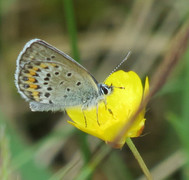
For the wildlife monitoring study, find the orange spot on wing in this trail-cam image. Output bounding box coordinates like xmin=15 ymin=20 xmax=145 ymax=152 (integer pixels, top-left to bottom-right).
xmin=40 ymin=63 xmax=48 ymax=68
xmin=29 ymin=84 xmax=38 ymax=89
xmin=28 ymin=77 xmax=36 ymax=82
xmin=33 ymin=67 xmax=39 ymax=71
xmin=32 ymin=91 xmax=39 ymax=96
xmin=32 ymin=92 xmax=40 ymax=101
xmin=51 ymin=63 xmax=57 ymax=67
xmin=29 ymin=70 xmax=36 ymax=76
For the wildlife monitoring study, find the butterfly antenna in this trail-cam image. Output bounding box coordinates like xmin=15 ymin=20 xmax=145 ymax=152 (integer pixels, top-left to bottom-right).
xmin=105 ymin=51 xmax=131 ymax=81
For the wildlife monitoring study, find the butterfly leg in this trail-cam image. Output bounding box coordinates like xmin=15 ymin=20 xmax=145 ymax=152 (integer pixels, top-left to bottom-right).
xmin=96 ymin=103 xmax=100 ymax=126
xmin=82 ymin=110 xmax=88 ymax=127
xmin=103 ymin=99 xmax=116 ymax=120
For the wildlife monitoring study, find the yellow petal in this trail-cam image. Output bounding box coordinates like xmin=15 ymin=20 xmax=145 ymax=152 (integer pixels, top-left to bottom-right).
xmin=66 ymin=70 xmax=149 ymax=148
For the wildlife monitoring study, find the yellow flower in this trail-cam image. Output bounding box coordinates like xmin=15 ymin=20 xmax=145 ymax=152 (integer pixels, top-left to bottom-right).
xmin=66 ymin=70 xmax=149 ymax=148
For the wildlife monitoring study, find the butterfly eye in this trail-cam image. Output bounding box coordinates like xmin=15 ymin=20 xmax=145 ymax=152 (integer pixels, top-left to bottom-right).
xmin=99 ymin=84 xmax=112 ymax=95
xmin=102 ymin=86 xmax=108 ymax=95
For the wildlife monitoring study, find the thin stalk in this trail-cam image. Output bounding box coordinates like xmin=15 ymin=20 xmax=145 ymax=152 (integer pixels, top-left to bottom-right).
xmin=126 ymin=138 xmax=152 ymax=180
xmin=62 ymin=1 xmax=91 ymax=178
xmin=63 ymin=0 xmax=80 ymax=62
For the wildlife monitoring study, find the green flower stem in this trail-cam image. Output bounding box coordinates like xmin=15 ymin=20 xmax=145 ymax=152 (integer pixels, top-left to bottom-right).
xmin=78 ymin=132 xmax=91 ymax=162
xmin=63 ymin=0 xmax=80 ymax=62
xmin=126 ymin=138 xmax=152 ymax=180
xmin=75 ymin=145 xmax=112 ymax=180
xmin=63 ymin=0 xmax=91 ymax=177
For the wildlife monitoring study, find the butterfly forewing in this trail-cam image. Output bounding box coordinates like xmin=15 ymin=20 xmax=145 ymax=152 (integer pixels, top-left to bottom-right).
xmin=15 ymin=39 xmax=101 ymax=111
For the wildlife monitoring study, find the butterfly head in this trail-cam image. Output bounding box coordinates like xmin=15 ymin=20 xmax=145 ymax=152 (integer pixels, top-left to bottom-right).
xmin=98 ymin=84 xmax=113 ymax=96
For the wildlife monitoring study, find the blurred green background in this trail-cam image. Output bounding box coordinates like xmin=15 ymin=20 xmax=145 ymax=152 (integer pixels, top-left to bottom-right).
xmin=0 ymin=0 xmax=189 ymax=179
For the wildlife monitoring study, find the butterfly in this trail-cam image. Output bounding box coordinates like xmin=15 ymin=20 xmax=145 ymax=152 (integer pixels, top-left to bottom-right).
xmin=15 ymin=39 xmax=113 ymax=112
